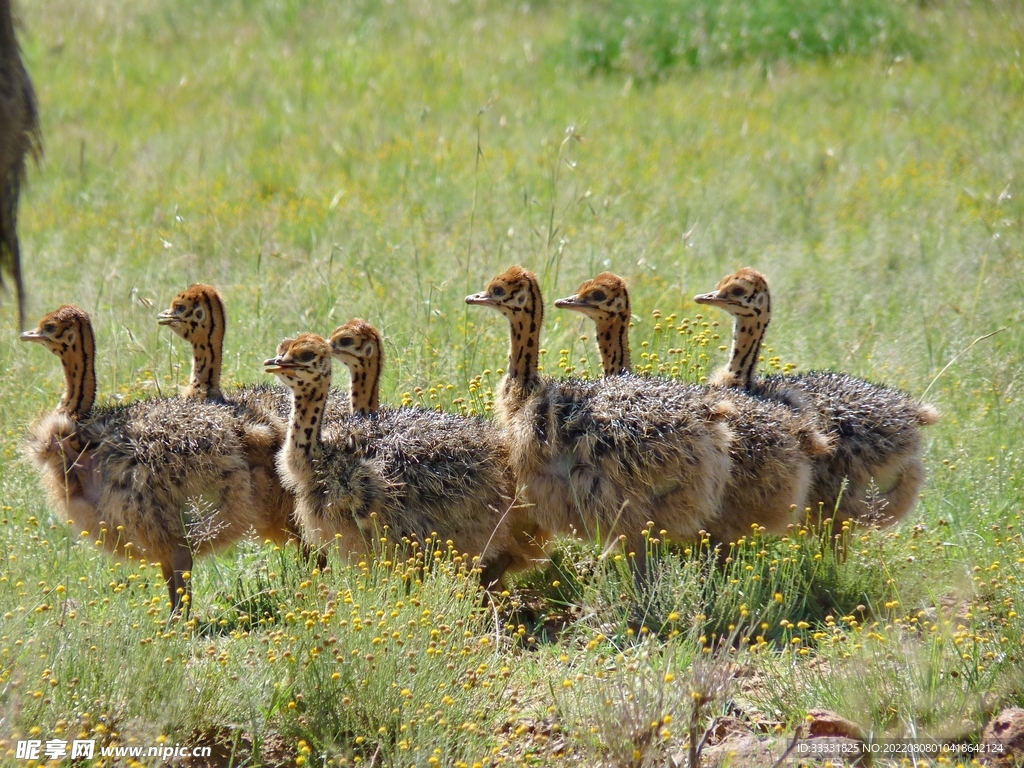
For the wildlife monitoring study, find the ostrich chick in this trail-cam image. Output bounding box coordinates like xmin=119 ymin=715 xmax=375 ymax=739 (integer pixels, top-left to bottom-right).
xmin=553 ymin=272 xmax=633 ymax=377
xmin=22 ymin=305 xmax=263 ymax=613
xmin=695 ymin=267 xmax=939 ymax=527
xmin=158 ymin=283 xmax=343 ymax=554
xmin=557 ymin=273 xmax=832 ymax=542
xmin=329 ymin=318 xmax=547 ymax=580
xmin=157 ymin=282 xmax=349 ymax=420
xmin=467 ymin=266 xmax=737 ymax=574
xmin=268 ymin=333 xmax=529 ymax=588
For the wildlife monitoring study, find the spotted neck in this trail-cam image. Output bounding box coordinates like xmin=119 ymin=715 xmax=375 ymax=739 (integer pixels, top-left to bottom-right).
xmin=285 ymin=374 xmax=330 ymax=461
xmin=184 ymin=293 xmax=226 ymax=401
xmin=59 ymin=320 xmax=97 ymax=419
xmin=593 ymin=311 xmax=632 ymax=376
xmin=505 ymin=277 xmax=544 ymax=387
xmin=348 ymin=354 xmax=381 ymax=416
xmin=724 ymin=298 xmax=771 ymax=390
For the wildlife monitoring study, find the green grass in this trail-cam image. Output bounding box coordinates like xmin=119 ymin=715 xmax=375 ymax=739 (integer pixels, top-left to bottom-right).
xmin=2 ymin=0 xmax=1024 ymax=764
xmin=567 ymin=0 xmax=920 ymax=80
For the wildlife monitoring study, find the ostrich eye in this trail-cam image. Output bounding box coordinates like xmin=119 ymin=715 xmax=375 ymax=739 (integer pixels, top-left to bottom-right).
xmin=491 ymin=286 xmax=506 ymax=297
xmin=730 ymin=286 xmax=746 ymax=297
xmin=296 ymin=350 xmax=316 ymax=363
xmin=43 ymin=323 xmax=57 ymax=334
xmin=590 ymin=290 xmax=607 ymax=302
xmin=337 ymin=337 xmax=354 ymax=348
xmin=174 ymin=303 xmax=186 ymax=313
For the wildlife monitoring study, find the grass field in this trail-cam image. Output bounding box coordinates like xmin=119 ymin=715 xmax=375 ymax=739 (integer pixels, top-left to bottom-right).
xmin=2 ymin=0 xmax=1024 ymax=764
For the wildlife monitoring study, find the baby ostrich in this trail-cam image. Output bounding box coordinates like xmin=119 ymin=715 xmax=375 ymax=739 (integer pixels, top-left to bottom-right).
xmin=467 ymin=266 xmax=738 ymax=574
xmin=328 ymin=318 xmax=383 ymax=415
xmin=21 ymin=305 xmax=264 ymax=614
xmin=157 ymin=283 xmax=348 ymax=421
xmin=328 ymin=318 xmax=547 ymax=578
xmin=695 ymin=267 xmax=940 ymax=527
xmin=157 ymin=283 xmax=344 ymax=554
xmin=157 ymin=283 xmax=230 ymax=402
xmin=553 ymin=272 xmax=632 ymax=377
xmin=268 ymin=333 xmax=532 ymax=588
xmin=556 ymin=273 xmax=833 ymax=542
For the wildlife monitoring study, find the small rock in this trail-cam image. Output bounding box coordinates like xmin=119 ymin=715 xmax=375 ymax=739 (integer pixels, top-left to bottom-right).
xmin=699 ymin=717 xmax=779 ymax=767
xmin=982 ymin=707 xmax=1024 ymax=767
xmin=789 ymin=711 xmax=870 ymax=766
xmin=700 ymin=713 xmax=873 ymax=767
xmin=704 ymin=716 xmax=756 ymax=746
xmin=804 ymin=709 xmax=866 ymax=741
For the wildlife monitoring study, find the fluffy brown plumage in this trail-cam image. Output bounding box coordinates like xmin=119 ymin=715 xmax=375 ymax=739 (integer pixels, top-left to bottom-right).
xmin=467 ymin=266 xmax=738 ymax=572
xmin=269 ymin=333 xmax=535 ymax=587
xmin=21 ymin=305 xmax=265 ymax=613
xmin=695 ymin=267 xmax=940 ymax=527
xmin=558 ymin=272 xmax=833 ymax=542
xmin=0 ymin=0 xmax=41 ymax=330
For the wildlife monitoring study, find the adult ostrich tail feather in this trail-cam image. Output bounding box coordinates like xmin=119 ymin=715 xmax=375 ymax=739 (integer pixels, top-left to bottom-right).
xmin=0 ymin=0 xmax=42 ymax=329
